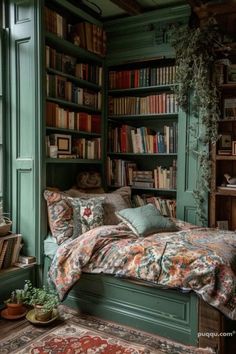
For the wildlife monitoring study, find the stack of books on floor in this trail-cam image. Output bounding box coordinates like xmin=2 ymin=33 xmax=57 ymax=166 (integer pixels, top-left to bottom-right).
xmin=0 ymin=233 xmax=23 ymax=270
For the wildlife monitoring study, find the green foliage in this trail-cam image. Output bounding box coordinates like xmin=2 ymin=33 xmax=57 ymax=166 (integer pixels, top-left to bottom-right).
xmin=5 ymin=288 xmax=28 ymax=304
xmin=24 ymin=280 xmax=60 ymax=312
xmin=169 ymin=19 xmax=222 ymax=224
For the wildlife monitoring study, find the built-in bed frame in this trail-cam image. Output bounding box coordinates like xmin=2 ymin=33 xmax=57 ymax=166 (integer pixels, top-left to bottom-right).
xmin=44 ymin=256 xmax=233 ymax=353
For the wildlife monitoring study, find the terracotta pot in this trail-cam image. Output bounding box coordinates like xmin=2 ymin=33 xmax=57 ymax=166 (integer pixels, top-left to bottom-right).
xmin=6 ymin=303 xmax=24 ymax=316
xmin=34 ymin=305 xmax=52 ymax=322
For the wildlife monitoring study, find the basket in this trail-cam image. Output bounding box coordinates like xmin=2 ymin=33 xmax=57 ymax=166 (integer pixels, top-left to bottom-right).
xmin=0 ymin=217 xmax=12 ymax=236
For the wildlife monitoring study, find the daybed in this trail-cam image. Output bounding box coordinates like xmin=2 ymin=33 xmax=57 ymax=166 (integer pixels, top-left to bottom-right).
xmin=43 ymin=187 xmax=236 ymax=353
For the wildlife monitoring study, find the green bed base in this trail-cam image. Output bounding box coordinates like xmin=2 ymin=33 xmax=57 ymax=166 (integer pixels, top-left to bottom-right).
xmin=44 ymin=256 xmax=198 ymax=345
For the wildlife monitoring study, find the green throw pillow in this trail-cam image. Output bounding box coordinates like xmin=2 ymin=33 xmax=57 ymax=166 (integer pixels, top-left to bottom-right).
xmin=116 ymin=204 xmax=177 ymax=237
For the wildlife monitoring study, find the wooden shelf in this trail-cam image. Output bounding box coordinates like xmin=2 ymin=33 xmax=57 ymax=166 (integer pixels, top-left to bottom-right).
xmin=46 ymin=97 xmax=101 ymax=113
xmin=131 ymin=186 xmax=176 ymax=192
xmin=108 ymin=84 xmax=175 ymax=95
xmin=50 ymin=0 xmax=102 ymax=26
xmin=219 ymin=83 xmax=236 ymax=90
xmin=46 ymin=126 xmax=101 ymax=137
xmin=109 ymin=113 xmax=178 ymax=120
xmin=45 ymin=32 xmax=104 ymax=64
xmin=108 ymin=185 xmax=176 ymax=193
xmin=46 ymin=158 xmax=102 ymax=164
xmin=217 ymin=119 xmax=236 ymax=123
xmin=216 ymin=155 xmax=236 ymax=160
xmin=215 ymin=187 xmax=236 ymax=196
xmin=46 ymin=68 xmax=102 ymax=91
xmin=108 ymin=152 xmax=177 ymax=157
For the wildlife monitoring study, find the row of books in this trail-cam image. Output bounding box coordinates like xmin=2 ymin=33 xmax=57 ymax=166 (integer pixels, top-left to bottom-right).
xmin=46 ymin=135 xmax=101 ymax=160
xmin=108 ymin=124 xmax=178 ymax=154
xmin=109 ymin=94 xmax=178 ymax=116
xmin=46 ymin=46 xmax=103 ymax=85
xmin=46 ymin=74 xmax=102 ymax=110
xmin=132 ymin=194 xmax=176 ymax=218
xmin=72 ymin=138 xmax=101 ymax=160
xmin=0 ymin=233 xmax=22 ymax=270
xmin=109 ymin=65 xmax=177 ymax=89
xmin=46 ymin=102 xmax=101 ymax=133
xmin=45 ymin=7 xmax=107 ymax=56
xmin=106 ymin=158 xmax=177 ymax=190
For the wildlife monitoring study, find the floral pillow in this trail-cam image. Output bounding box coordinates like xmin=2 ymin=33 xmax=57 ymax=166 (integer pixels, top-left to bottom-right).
xmin=65 ymin=186 xmax=132 ymax=225
xmin=44 ymin=190 xmax=74 ymax=245
xmin=71 ymin=197 xmax=104 ymax=235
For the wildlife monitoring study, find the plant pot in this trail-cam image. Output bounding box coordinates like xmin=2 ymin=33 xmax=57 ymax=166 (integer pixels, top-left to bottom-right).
xmin=34 ymin=305 xmax=52 ymax=322
xmin=6 ymin=303 xmax=24 ymax=316
xmin=0 ymin=218 xmax=12 ymax=236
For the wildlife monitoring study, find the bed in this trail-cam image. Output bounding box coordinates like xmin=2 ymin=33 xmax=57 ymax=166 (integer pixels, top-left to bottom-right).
xmin=43 ymin=187 xmax=236 ymax=353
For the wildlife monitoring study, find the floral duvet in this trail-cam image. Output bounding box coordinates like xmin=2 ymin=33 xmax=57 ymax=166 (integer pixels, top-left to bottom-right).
xmin=49 ymin=223 xmax=236 ymax=320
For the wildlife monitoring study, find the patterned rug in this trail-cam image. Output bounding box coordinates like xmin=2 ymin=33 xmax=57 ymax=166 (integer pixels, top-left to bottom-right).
xmin=0 ymin=311 xmax=215 ymax=354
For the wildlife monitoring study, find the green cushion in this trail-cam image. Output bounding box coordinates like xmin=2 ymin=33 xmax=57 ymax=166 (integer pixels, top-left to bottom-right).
xmin=116 ymin=204 xmax=177 ymax=237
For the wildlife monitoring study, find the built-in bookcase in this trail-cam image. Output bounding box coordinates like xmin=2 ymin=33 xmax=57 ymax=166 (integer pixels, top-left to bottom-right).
xmin=106 ymin=59 xmax=178 ymax=217
xmin=44 ymin=0 xmax=105 ymax=189
xmin=210 ymin=46 xmax=236 ymax=230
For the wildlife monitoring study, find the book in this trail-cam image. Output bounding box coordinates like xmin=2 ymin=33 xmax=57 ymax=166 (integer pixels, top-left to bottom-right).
xmin=0 ymin=240 xmax=9 ymax=269
xmin=18 ymin=255 xmax=36 ymax=264
xmin=2 ymin=238 xmax=15 ymax=269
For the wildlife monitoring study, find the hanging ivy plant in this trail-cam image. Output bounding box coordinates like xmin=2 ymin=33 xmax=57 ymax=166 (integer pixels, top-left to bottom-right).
xmin=168 ymin=18 xmax=222 ymax=224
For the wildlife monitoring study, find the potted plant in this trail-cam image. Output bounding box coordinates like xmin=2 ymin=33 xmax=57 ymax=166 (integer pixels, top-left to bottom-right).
xmin=24 ymin=280 xmax=60 ymax=322
xmin=0 ymin=202 xmax=12 ymax=236
xmin=4 ymin=289 xmax=28 ymax=316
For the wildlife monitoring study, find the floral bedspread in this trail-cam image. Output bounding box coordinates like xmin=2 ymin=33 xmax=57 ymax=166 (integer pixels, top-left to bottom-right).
xmin=48 ymin=223 xmax=236 ymax=320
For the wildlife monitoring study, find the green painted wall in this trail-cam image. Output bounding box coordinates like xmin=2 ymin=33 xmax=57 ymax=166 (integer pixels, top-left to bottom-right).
xmin=6 ymin=0 xmax=44 ymax=260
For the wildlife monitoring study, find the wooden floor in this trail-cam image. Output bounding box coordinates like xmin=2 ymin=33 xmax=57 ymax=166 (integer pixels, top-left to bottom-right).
xmin=0 ymin=306 xmax=235 ymax=354
xmin=0 ymin=316 xmax=30 ymax=340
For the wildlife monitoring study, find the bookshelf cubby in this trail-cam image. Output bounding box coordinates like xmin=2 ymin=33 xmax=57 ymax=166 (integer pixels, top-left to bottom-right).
xmin=210 ymin=51 xmax=236 ymax=230
xmin=44 ymin=0 xmax=105 ymax=182
xmin=106 ymin=60 xmax=178 ymax=217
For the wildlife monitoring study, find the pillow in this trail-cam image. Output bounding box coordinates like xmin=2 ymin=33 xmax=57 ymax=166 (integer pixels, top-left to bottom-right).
xmin=65 ymin=186 xmax=132 ymax=225
xmin=71 ymin=197 xmax=104 ymax=234
xmin=116 ymin=204 xmax=178 ymax=237
xmin=44 ymin=190 xmax=74 ymax=245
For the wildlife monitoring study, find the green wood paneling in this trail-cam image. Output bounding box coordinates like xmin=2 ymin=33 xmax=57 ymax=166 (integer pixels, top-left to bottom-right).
xmin=0 ymin=267 xmax=35 ymax=305
xmin=105 ymin=5 xmax=190 ymax=66
xmin=65 ymin=273 xmax=198 ymax=345
xmin=176 ymin=106 xmax=208 ymax=225
xmin=7 ymin=0 xmax=43 ymax=258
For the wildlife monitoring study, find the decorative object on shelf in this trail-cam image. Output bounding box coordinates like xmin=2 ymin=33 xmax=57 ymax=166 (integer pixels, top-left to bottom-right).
xmin=232 ymin=141 xmax=236 ymax=155
xmin=49 ymin=134 xmax=72 ymax=155
xmin=224 ymin=97 xmax=236 ymax=120
xmin=224 ymin=173 xmax=236 ymax=185
xmin=169 ymin=18 xmax=222 ymax=224
xmin=0 ymin=203 xmax=12 ymax=236
xmin=0 ymin=217 xmax=12 ymax=236
xmin=219 ymin=134 xmax=232 ymax=149
xmin=76 ymin=171 xmax=102 ymax=189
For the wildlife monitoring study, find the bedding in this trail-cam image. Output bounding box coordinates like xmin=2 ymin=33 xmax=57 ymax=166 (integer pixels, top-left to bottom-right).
xmin=116 ymin=204 xmax=178 ymax=236
xmin=48 ymin=223 xmax=236 ymax=320
xmin=44 ymin=187 xmax=131 ymax=245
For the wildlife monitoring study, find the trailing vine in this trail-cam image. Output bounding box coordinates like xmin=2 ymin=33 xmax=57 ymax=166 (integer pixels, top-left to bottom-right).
xmin=169 ymin=19 xmax=222 ymax=224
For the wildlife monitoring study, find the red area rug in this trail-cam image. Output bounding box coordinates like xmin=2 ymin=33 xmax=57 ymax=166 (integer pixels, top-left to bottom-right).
xmin=0 ymin=311 xmax=215 ymax=354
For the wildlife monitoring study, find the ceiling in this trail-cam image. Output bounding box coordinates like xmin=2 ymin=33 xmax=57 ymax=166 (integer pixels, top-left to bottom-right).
xmin=78 ymin=0 xmax=231 ymax=21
